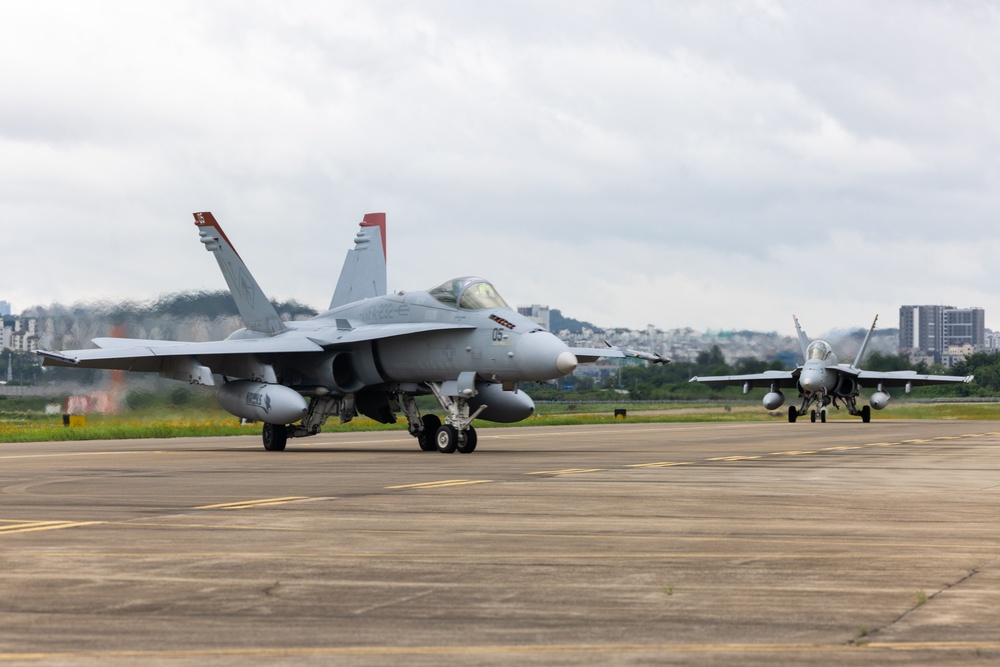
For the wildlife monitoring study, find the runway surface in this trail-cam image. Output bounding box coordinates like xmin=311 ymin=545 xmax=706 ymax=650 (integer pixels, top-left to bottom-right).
xmin=2 ymin=420 xmax=1000 ymax=665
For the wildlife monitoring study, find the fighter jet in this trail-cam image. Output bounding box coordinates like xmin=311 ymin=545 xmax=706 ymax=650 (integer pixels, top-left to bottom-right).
xmin=689 ymin=315 xmax=973 ymax=423
xmin=39 ymin=212 xmax=665 ymax=452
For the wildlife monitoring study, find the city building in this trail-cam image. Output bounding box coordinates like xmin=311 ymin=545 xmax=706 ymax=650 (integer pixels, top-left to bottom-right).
xmin=517 ymin=304 xmax=551 ymax=331
xmin=941 ymin=343 xmax=977 ymax=369
xmin=1 ymin=316 xmax=38 ymax=353
xmin=899 ymin=305 xmax=985 ymax=364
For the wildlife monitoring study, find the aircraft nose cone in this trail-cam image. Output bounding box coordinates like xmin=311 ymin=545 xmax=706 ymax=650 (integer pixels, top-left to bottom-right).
xmin=800 ymin=370 xmax=822 ymax=392
xmin=516 ymin=331 xmax=577 ymax=380
xmin=556 ymin=351 xmax=578 ymax=375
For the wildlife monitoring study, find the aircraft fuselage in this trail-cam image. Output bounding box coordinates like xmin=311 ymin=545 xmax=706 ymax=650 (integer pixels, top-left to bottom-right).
xmin=225 ymin=288 xmax=576 ymax=395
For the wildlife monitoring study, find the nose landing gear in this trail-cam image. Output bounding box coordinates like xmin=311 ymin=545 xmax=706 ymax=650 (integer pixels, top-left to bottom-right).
xmin=398 ymin=382 xmax=484 ymax=454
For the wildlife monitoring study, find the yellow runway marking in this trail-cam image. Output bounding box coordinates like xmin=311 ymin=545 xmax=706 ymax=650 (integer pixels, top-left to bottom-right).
xmin=0 ymin=520 xmax=104 ymax=535
xmin=770 ymin=450 xmax=815 ymax=456
xmin=706 ymin=455 xmax=761 ymax=461
xmin=0 ymin=450 xmax=160 ymax=460
xmin=819 ymin=445 xmax=862 ymax=451
xmin=387 ymin=480 xmax=492 ymax=490
xmin=525 ymin=468 xmax=605 ymax=476
xmin=195 ymin=497 xmax=312 ymax=510
xmin=1 ymin=641 xmax=999 ymax=660
xmin=626 ymin=462 xmax=694 ymax=468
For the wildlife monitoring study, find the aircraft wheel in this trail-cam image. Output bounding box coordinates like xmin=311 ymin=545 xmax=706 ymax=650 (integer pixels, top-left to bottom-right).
xmin=417 ymin=414 xmax=441 ymax=451
xmin=262 ymin=423 xmax=287 ymax=451
xmin=810 ymin=410 xmax=817 ymax=423
xmin=861 ymin=405 xmax=871 ymax=423
xmin=820 ymin=409 xmax=827 ymax=423
xmin=456 ymin=426 xmax=478 ymax=454
xmin=435 ymin=424 xmax=458 ymax=454
xmin=788 ymin=406 xmax=797 ymax=423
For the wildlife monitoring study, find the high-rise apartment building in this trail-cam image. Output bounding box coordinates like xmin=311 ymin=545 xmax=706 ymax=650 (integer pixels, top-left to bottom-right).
xmin=517 ymin=304 xmax=551 ymax=330
xmin=899 ymin=305 xmax=985 ymax=363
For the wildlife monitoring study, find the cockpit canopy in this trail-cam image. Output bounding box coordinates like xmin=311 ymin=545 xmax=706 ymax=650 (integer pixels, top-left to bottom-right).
xmin=429 ymin=277 xmax=509 ymax=310
xmin=806 ymin=340 xmax=833 ymax=361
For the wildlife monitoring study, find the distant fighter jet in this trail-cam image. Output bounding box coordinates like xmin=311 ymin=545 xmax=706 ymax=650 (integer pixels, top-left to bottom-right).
xmin=39 ymin=212 xmax=665 ymax=452
xmin=689 ymin=315 xmax=973 ymax=423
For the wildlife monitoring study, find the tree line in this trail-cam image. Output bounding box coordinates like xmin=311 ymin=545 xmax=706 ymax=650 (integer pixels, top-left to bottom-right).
xmin=530 ymin=346 xmax=1000 ymax=401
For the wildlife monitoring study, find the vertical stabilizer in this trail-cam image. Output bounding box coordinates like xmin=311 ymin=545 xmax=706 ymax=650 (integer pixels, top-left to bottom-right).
xmin=793 ymin=315 xmax=810 ymax=363
xmin=329 ymin=213 xmax=387 ymax=309
xmin=851 ymin=315 xmax=879 ymax=369
xmin=193 ymin=212 xmax=286 ymax=335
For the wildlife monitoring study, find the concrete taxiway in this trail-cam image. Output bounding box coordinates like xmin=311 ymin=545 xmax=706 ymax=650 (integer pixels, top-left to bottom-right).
xmin=2 ymin=420 xmax=1000 ymax=665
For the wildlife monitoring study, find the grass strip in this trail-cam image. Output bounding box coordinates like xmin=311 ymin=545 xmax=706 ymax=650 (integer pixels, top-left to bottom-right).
xmin=4 ymin=402 xmax=999 ymax=443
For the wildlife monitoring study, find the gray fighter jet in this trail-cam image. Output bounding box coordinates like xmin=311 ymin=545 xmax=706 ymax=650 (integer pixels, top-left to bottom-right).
xmin=689 ymin=315 xmax=973 ymax=423
xmin=39 ymin=212 xmax=665 ymax=452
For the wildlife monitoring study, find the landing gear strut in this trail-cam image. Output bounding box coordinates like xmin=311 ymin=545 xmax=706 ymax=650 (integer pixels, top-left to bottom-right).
xmin=398 ymin=392 xmax=479 ymax=453
xmin=842 ymin=395 xmax=872 ymax=423
xmin=790 ymin=392 xmax=873 ymax=424
xmin=427 ymin=381 xmax=485 ymax=454
xmin=399 ymin=393 xmax=444 ymax=452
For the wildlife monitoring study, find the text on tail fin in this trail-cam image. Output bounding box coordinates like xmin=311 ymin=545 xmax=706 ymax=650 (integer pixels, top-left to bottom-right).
xmin=192 ymin=212 xmax=286 ymax=335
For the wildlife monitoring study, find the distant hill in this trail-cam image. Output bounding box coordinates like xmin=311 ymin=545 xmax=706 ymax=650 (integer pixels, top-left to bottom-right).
xmin=29 ymin=290 xmax=317 ymax=322
xmin=142 ymin=291 xmax=316 ymax=320
xmin=550 ymin=309 xmax=597 ymax=334
xmin=25 ymin=291 xmax=318 ymax=353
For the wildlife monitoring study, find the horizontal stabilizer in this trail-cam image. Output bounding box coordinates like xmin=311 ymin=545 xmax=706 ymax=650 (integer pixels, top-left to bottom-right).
xmin=38 ymin=336 xmax=325 ymax=370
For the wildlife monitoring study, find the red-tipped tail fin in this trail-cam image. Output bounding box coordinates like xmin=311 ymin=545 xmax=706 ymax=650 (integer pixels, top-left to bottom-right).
xmin=194 ymin=212 xmax=286 ymax=335
xmin=329 ymin=212 xmax=388 ymax=309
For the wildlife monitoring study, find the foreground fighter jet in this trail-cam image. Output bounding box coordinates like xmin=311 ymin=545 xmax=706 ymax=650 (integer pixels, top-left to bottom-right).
xmin=39 ymin=212 xmax=665 ymax=452
xmin=690 ymin=315 xmax=973 ymax=423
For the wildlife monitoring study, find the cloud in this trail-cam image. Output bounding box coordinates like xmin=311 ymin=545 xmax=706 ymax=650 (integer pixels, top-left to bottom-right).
xmin=2 ymin=1 xmax=999 ymax=336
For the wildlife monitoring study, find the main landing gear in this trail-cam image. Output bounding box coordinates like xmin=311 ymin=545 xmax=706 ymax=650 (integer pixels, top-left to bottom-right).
xmin=788 ymin=395 xmax=872 ymax=423
xmin=262 ymin=423 xmax=288 ymax=451
xmin=787 ymin=405 xmax=828 ymax=423
xmin=260 ymin=395 xmax=357 ymax=451
xmin=434 ymin=423 xmax=478 ymax=454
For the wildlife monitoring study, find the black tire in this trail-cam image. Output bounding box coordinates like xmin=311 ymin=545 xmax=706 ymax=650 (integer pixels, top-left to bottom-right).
xmin=810 ymin=410 xmax=817 ymax=423
xmin=418 ymin=414 xmax=441 ymax=451
xmin=820 ymin=410 xmax=827 ymax=423
xmin=788 ymin=406 xmax=797 ymax=423
xmin=262 ymin=423 xmax=287 ymax=451
xmin=861 ymin=405 xmax=871 ymax=423
xmin=457 ymin=426 xmax=478 ymax=454
xmin=435 ymin=424 xmax=458 ymax=454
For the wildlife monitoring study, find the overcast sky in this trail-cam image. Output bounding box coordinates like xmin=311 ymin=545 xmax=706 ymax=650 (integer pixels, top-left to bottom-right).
xmin=3 ymin=1 xmax=999 ymax=335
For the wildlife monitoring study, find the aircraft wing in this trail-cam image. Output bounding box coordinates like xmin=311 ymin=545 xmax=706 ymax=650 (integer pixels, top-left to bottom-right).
xmin=569 ymin=347 xmax=668 ymax=364
xmin=690 ymin=369 xmax=798 ymax=389
xmin=38 ymin=322 xmax=477 ymax=372
xmin=38 ymin=337 xmax=326 ymax=370
xmin=856 ymin=370 xmax=974 ymax=387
